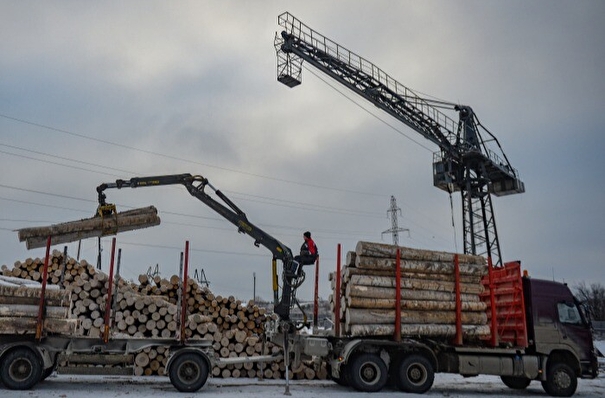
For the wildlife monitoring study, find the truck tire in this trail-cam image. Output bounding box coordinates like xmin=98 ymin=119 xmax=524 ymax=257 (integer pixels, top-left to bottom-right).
xmin=501 ymin=375 xmax=531 ymax=390
xmin=0 ymin=347 xmax=43 ymax=390
xmin=40 ymin=365 xmax=56 ymax=381
xmin=331 ymin=364 xmax=351 ymax=387
xmin=396 ymin=354 xmax=434 ymax=394
xmin=541 ymin=362 xmax=577 ymax=397
xmin=349 ymin=353 xmax=388 ymax=392
xmin=168 ymin=352 xmax=209 ymax=392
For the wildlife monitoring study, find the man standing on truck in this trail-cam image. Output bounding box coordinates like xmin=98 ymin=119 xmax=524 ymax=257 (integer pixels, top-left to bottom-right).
xmin=294 ymin=231 xmax=318 ymax=274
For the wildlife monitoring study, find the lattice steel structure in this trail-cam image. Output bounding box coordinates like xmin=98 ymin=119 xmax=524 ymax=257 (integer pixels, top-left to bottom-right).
xmin=382 ymin=196 xmax=409 ymax=246
xmin=275 ymin=12 xmax=524 ymax=266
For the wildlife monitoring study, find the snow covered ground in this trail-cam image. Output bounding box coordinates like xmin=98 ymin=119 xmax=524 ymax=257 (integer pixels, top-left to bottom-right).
xmin=3 ymin=341 xmax=604 ymax=398
xmin=5 ymin=372 xmax=603 ymax=398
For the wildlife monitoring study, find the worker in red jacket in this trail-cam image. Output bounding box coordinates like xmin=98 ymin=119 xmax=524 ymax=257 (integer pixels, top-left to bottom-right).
xmin=294 ymin=231 xmax=318 ymax=274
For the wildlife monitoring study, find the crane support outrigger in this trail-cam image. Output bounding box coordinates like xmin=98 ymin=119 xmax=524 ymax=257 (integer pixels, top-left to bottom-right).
xmin=96 ymin=173 xmax=306 ymax=325
xmin=274 ymin=12 xmax=525 ymax=267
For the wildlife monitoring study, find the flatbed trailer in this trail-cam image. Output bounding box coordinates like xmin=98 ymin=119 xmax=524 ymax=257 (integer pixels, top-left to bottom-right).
xmin=0 ymin=334 xmax=214 ymax=391
xmin=0 ymin=236 xmax=281 ymax=393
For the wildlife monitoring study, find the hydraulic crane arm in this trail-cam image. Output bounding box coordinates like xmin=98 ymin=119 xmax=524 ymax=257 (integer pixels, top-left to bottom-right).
xmin=96 ymin=173 xmax=301 ymax=322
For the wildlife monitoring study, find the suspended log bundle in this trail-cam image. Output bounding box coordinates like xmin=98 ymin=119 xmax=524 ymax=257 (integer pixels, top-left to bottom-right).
xmin=331 ymin=241 xmax=490 ymax=340
xmin=1 ymin=251 xmax=325 ymax=380
xmin=16 ymin=206 xmax=161 ymax=249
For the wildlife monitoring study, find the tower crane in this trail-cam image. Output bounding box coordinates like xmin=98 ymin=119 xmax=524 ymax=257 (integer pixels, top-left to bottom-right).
xmin=274 ymin=12 xmax=524 ymax=267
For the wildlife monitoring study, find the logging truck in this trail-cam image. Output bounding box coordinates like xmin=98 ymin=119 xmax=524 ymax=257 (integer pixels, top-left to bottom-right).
xmin=315 ymin=256 xmax=599 ymax=397
xmin=4 ymin=173 xmax=599 ymax=396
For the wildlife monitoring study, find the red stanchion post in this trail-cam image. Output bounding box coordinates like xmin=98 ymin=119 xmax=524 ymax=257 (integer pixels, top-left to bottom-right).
xmin=313 ymin=257 xmax=319 ymax=330
xmin=35 ymin=236 xmax=52 ymax=341
xmin=453 ymin=254 xmax=463 ymax=346
xmin=334 ymin=244 xmax=341 ymax=338
xmin=487 ymin=256 xmax=498 ymax=347
xmin=180 ymin=240 xmax=190 ymax=343
xmin=394 ymin=248 xmax=401 ymax=341
xmin=103 ymin=237 xmax=117 ymax=343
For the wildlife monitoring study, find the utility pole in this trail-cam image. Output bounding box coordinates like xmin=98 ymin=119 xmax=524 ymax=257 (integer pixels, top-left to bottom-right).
xmin=382 ymin=195 xmax=409 ymax=245
xmin=253 ymin=272 xmax=256 ymax=304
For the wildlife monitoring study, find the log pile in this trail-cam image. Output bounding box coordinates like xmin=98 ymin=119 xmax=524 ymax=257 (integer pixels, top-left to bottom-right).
xmin=0 ymin=276 xmax=76 ymax=335
xmin=16 ymin=206 xmax=161 ymax=249
xmin=331 ymin=241 xmax=491 ymax=339
xmin=1 ymin=251 xmax=325 ymax=380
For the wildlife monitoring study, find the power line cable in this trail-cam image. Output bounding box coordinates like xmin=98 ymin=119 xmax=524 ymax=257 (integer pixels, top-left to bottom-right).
xmin=304 ymin=67 xmax=435 ymax=153
xmin=0 ymin=113 xmax=384 ymax=197
xmin=0 ymin=186 xmax=385 ymax=241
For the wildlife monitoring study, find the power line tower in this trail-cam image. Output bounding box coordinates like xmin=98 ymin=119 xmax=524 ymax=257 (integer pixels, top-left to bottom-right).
xmin=146 ymin=264 xmax=160 ymax=278
xmin=381 ymin=196 xmax=409 ymax=245
xmin=193 ymin=268 xmax=210 ymax=288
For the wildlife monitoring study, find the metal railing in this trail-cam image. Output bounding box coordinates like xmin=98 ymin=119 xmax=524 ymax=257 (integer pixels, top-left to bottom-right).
xmin=278 ymin=12 xmax=458 ymax=142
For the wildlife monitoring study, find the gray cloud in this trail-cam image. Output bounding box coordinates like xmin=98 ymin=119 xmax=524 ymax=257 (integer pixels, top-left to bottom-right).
xmin=1 ymin=1 xmax=603 ymax=301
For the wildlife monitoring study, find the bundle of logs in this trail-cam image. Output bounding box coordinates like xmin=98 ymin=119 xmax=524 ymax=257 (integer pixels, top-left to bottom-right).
xmin=330 ymin=241 xmax=491 ymax=339
xmin=16 ymin=206 xmax=161 ymax=249
xmin=0 ymin=276 xmax=76 ymax=335
xmin=1 ymin=251 xmax=326 ymax=380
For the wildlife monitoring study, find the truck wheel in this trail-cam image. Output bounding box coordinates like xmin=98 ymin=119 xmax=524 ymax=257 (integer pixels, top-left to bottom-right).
xmin=396 ymin=354 xmax=434 ymax=394
xmin=40 ymin=365 xmax=56 ymax=381
xmin=0 ymin=347 xmax=43 ymax=390
xmin=541 ymin=362 xmax=577 ymax=397
xmin=501 ymin=375 xmax=531 ymax=390
xmin=168 ymin=352 xmax=209 ymax=392
xmin=349 ymin=353 xmax=388 ymax=392
xmin=331 ymin=364 xmax=350 ymax=387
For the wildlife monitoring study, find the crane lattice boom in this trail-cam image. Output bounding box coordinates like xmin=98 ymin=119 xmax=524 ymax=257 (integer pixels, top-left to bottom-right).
xmin=275 ymin=12 xmax=524 ymax=266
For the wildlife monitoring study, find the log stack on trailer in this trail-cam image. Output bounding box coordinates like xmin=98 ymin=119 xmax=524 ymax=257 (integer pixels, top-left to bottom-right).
xmin=331 ymin=241 xmax=491 ymax=339
xmin=0 ymin=276 xmax=76 ymax=335
xmin=1 ymin=251 xmax=326 ymax=380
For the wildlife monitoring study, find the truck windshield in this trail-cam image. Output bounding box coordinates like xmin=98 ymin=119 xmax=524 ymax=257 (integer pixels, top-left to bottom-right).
xmin=557 ymin=302 xmax=583 ymax=325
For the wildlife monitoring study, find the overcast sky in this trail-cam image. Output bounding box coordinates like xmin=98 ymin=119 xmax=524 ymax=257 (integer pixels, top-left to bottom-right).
xmin=1 ymin=1 xmax=604 ymax=305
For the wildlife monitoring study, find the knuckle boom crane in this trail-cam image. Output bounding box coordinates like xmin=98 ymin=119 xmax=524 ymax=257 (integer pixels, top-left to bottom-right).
xmin=274 ymin=12 xmax=524 ymax=267
xmin=96 ymin=173 xmax=306 ymax=325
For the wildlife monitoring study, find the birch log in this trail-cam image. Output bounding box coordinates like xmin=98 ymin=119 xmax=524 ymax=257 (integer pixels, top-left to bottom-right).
xmin=355 ymin=256 xmax=487 ymax=276
xmin=0 ymin=317 xmax=78 ymax=334
xmin=17 ymin=206 xmax=161 ymax=249
xmin=355 ymin=241 xmax=486 ymax=265
xmin=348 ymin=324 xmax=491 ymax=338
xmin=346 ymin=284 xmax=481 ymax=302
xmin=0 ymin=304 xmax=70 ymax=318
xmin=346 ymin=297 xmax=487 ymax=311
xmin=349 ymin=274 xmax=484 ymax=295
xmin=345 ymin=308 xmax=488 ymax=326
xmin=342 ymin=266 xmax=482 ymax=284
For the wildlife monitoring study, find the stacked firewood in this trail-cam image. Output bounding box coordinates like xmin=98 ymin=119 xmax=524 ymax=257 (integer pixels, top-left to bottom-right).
xmin=330 ymin=241 xmax=491 ymax=339
xmin=134 ymin=274 xmax=266 ymax=337
xmin=1 ymin=251 xmax=326 ymax=380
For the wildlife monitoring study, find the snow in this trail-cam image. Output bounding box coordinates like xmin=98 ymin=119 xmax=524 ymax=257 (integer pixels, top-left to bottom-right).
xmin=3 ymin=341 xmax=604 ymax=397
xmin=4 ymin=372 xmax=603 ymax=398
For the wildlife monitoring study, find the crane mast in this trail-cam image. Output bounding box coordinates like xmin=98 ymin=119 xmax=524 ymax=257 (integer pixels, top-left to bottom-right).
xmin=274 ymin=12 xmax=524 ymax=266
